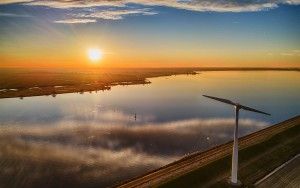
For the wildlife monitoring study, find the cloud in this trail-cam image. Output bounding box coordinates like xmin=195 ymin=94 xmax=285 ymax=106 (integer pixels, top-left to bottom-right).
xmin=0 ymin=12 xmax=31 ymax=17
xmin=285 ymin=0 xmax=300 ymax=4
xmin=18 ymin=0 xmax=300 ymax=12
xmin=135 ymin=0 xmax=279 ymax=12
xmin=0 ymin=105 xmax=155 ymax=125
xmin=0 ymin=118 xmax=268 ymax=187
xmin=1 ymin=0 xmax=300 ymax=12
xmin=75 ymin=8 xmax=157 ymax=20
xmin=0 ymin=0 xmax=32 ymax=5
xmin=280 ymin=50 xmax=300 ymax=56
xmin=54 ymin=18 xmax=97 ymax=24
xmin=0 ymin=137 xmax=171 ymax=187
xmin=23 ymin=0 xmax=125 ymax=8
xmin=1 ymin=0 xmax=299 ymax=23
xmin=1 ymin=118 xmax=268 ymax=156
xmin=54 ymin=8 xmax=157 ymax=23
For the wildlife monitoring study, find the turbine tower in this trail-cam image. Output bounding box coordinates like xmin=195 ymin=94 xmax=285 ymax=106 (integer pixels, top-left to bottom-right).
xmin=203 ymin=95 xmax=270 ymax=185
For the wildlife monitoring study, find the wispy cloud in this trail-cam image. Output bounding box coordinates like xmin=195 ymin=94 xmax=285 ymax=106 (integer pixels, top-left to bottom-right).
xmin=280 ymin=50 xmax=300 ymax=56
xmin=23 ymin=0 xmax=125 ymax=8
xmin=2 ymin=0 xmax=300 ymax=12
xmin=54 ymin=18 xmax=97 ymax=24
xmin=1 ymin=0 xmax=299 ymax=23
xmin=286 ymin=0 xmax=300 ymax=4
xmin=19 ymin=0 xmax=300 ymax=12
xmin=0 ymin=117 xmax=268 ymax=187
xmin=75 ymin=8 xmax=157 ymax=20
xmin=0 ymin=12 xmax=30 ymax=17
xmin=1 ymin=118 xmax=268 ymax=156
xmin=0 ymin=0 xmax=32 ymax=5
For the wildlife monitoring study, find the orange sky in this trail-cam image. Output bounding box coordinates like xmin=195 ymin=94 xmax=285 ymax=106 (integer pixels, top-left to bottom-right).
xmin=0 ymin=0 xmax=299 ymax=68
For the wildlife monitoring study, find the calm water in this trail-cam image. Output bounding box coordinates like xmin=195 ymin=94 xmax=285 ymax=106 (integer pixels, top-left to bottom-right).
xmin=0 ymin=71 xmax=299 ymax=187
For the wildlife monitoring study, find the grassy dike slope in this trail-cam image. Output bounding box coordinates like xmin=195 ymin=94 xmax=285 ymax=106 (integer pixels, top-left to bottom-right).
xmin=118 ymin=116 xmax=300 ymax=188
xmin=160 ymin=117 xmax=300 ymax=188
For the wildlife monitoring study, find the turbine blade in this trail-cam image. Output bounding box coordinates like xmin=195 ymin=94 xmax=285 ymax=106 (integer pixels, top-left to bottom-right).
xmin=202 ymin=95 xmax=236 ymax=106
xmin=203 ymin=95 xmax=271 ymax=116
xmin=239 ymin=105 xmax=271 ymax=116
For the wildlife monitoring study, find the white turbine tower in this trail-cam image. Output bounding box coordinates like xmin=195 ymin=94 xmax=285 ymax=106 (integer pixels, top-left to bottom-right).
xmin=203 ymin=95 xmax=270 ymax=185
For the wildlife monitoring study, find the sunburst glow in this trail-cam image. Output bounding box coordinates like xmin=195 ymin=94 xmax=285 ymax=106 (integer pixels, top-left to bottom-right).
xmin=87 ymin=48 xmax=103 ymax=62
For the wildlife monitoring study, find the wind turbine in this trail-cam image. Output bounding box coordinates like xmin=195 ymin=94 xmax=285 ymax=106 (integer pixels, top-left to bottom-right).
xmin=203 ymin=95 xmax=270 ymax=185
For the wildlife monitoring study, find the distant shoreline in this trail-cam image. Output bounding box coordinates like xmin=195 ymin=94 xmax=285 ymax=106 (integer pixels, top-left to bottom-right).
xmin=1 ymin=67 xmax=299 ymax=72
xmin=0 ymin=67 xmax=299 ymax=99
xmin=193 ymin=67 xmax=300 ymax=71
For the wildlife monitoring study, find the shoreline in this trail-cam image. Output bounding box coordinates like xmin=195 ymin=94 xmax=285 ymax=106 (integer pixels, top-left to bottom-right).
xmin=117 ymin=115 xmax=300 ymax=187
xmin=0 ymin=67 xmax=299 ymax=99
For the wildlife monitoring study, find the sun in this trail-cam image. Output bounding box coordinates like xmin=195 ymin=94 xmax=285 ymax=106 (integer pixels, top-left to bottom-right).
xmin=87 ymin=48 xmax=103 ymax=62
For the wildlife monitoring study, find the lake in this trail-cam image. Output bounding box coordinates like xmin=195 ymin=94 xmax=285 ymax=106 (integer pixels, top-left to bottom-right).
xmin=0 ymin=71 xmax=299 ymax=187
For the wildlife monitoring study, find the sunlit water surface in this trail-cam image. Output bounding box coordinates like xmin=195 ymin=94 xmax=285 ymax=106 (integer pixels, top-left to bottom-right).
xmin=0 ymin=71 xmax=299 ymax=187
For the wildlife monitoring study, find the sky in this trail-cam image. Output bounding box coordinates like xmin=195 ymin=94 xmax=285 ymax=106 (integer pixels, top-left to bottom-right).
xmin=0 ymin=0 xmax=299 ymax=68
